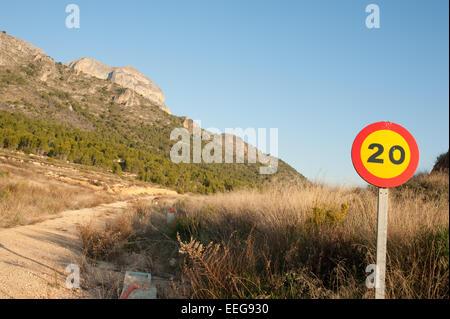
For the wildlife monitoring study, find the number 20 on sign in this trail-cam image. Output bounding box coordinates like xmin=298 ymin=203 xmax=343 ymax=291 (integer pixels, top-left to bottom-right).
xmin=352 ymin=122 xmax=419 ymax=299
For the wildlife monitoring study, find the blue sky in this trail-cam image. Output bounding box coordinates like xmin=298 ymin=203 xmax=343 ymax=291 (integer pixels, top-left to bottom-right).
xmin=1 ymin=0 xmax=448 ymax=185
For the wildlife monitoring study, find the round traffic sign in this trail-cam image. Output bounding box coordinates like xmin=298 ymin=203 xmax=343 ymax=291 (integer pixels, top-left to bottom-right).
xmin=352 ymin=122 xmax=419 ymax=188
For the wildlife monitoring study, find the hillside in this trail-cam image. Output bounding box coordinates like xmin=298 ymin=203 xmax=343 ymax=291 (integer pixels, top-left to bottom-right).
xmin=0 ymin=32 xmax=305 ymax=194
xmin=432 ymin=151 xmax=449 ymax=174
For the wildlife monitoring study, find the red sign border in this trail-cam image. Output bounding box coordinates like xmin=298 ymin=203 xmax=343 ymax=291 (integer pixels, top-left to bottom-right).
xmin=351 ymin=122 xmax=419 ymax=188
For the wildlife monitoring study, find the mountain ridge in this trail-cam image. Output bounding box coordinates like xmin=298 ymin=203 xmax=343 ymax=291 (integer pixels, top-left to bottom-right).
xmin=0 ymin=32 xmax=305 ymax=193
xmin=66 ymin=57 xmax=171 ymax=114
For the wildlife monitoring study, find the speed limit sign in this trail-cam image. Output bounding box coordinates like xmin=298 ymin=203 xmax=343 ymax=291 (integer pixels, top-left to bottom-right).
xmin=352 ymin=121 xmax=419 ymax=299
xmin=352 ymin=121 xmax=419 ymax=188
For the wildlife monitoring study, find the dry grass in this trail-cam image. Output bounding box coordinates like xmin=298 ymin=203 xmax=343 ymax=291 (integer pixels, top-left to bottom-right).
xmin=77 ymin=199 xmax=185 ymax=298
xmin=78 ymin=216 xmax=134 ymax=261
xmin=76 ymin=173 xmax=448 ymax=299
xmin=77 ymin=202 xmax=153 ymax=260
xmin=172 ymin=173 xmax=449 ymax=299
xmin=0 ymin=165 xmax=115 ymax=227
xmin=75 ymin=255 xmax=124 ymax=299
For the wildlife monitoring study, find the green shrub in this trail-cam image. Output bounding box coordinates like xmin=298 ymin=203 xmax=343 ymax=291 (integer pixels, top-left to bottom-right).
xmin=307 ymin=203 xmax=348 ymax=227
xmin=112 ymin=162 xmax=122 ymax=175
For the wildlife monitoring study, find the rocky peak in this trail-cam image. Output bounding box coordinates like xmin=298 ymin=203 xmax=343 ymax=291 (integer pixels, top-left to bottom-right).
xmin=66 ymin=57 xmax=171 ymax=114
xmin=0 ymin=32 xmax=58 ymax=82
xmin=0 ymin=32 xmax=42 ymax=66
xmin=0 ymin=32 xmax=50 ymax=66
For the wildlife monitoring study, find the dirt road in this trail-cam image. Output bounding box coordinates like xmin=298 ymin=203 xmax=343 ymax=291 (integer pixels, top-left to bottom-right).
xmin=0 ymin=200 xmax=136 ymax=299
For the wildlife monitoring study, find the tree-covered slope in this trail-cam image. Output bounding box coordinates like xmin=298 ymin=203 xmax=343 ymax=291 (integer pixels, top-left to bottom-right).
xmin=0 ymin=32 xmax=305 ymax=193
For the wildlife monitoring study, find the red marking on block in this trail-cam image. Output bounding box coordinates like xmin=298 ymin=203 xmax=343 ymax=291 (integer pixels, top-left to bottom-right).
xmin=120 ymin=284 xmax=139 ymax=299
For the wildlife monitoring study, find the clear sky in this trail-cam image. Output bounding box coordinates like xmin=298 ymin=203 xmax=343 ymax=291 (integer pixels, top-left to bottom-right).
xmin=1 ymin=0 xmax=448 ymax=185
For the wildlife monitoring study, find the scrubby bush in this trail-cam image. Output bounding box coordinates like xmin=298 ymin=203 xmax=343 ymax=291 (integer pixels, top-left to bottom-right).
xmin=78 ymin=216 xmax=134 ymax=260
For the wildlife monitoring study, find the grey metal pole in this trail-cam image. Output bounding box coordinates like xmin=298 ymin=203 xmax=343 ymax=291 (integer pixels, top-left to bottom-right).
xmin=375 ymin=187 xmax=389 ymax=299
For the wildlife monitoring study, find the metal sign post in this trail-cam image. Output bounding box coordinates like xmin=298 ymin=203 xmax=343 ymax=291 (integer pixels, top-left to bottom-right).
xmin=351 ymin=122 xmax=419 ymax=299
xmin=375 ymin=187 xmax=389 ymax=299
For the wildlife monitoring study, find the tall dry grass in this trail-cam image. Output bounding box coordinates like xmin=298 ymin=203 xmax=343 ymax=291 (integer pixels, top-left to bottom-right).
xmin=77 ymin=202 xmax=152 ymax=261
xmin=0 ymin=167 xmax=114 ymax=227
xmin=75 ymin=173 xmax=448 ymax=299
xmin=76 ymin=201 xmax=169 ymax=299
xmin=173 ymin=173 xmax=449 ymax=299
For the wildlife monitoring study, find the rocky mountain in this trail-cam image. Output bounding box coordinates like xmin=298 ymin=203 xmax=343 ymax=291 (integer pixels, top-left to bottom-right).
xmin=0 ymin=31 xmax=171 ymax=129
xmin=0 ymin=31 xmax=304 ymax=193
xmin=0 ymin=31 xmax=56 ymax=82
xmin=0 ymin=32 xmax=47 ymax=66
xmin=66 ymin=57 xmax=171 ymax=114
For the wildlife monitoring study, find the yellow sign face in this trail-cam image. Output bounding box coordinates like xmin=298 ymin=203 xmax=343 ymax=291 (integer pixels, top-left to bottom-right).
xmin=360 ymin=130 xmax=411 ymax=179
